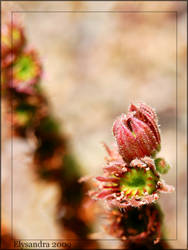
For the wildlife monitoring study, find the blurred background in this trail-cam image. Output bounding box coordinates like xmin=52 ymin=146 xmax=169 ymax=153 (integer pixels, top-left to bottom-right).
xmin=1 ymin=1 xmax=187 ymax=249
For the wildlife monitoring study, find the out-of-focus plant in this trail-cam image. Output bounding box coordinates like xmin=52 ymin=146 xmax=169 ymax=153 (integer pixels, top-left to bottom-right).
xmin=89 ymin=103 xmax=174 ymax=249
xmin=1 ymin=22 xmax=98 ymax=249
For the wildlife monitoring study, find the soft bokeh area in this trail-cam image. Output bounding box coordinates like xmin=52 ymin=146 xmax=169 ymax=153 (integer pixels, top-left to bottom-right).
xmin=2 ymin=1 xmax=187 ymax=249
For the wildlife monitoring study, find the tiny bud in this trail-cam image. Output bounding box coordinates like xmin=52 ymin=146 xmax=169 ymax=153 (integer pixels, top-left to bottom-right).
xmin=154 ymin=158 xmax=170 ymax=174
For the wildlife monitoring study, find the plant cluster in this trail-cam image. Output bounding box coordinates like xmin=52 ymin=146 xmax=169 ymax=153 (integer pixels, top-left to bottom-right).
xmin=1 ymin=21 xmax=174 ymax=250
xmin=1 ymin=22 xmax=97 ymax=249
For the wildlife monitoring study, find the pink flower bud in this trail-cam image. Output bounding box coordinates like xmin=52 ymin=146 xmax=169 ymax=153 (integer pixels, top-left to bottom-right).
xmin=113 ymin=103 xmax=160 ymax=163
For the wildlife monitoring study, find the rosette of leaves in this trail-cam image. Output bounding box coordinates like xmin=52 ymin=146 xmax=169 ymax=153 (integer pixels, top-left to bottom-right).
xmin=106 ymin=204 xmax=163 ymax=245
xmin=94 ymin=154 xmax=173 ymax=208
xmin=7 ymin=50 xmax=42 ymax=94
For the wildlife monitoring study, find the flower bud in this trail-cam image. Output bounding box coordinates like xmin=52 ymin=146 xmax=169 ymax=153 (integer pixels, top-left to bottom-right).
xmin=154 ymin=158 xmax=170 ymax=174
xmin=113 ymin=103 xmax=161 ymax=163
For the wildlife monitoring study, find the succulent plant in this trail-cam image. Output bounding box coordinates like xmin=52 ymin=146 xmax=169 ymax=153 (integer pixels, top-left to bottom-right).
xmin=2 ymin=21 xmax=99 ymax=249
xmin=90 ymin=103 xmax=174 ymax=246
xmin=2 ymin=19 xmax=174 ymax=249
